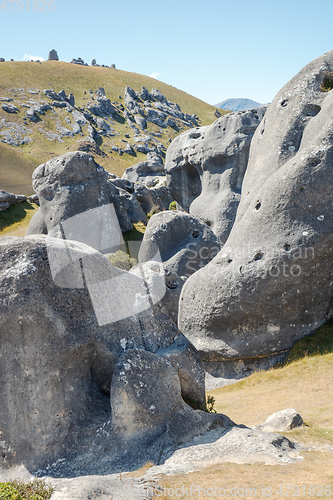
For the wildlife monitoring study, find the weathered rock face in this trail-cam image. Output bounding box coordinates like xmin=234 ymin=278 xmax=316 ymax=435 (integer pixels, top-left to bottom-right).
xmin=122 ymin=159 xmax=165 ymax=187
xmin=110 ymin=349 xmax=224 ymax=447
xmin=0 ymin=235 xmax=218 ymax=473
xmin=165 ymin=107 xmax=266 ymax=243
xmin=179 ymin=51 xmax=333 ymax=362
xmin=26 ymin=151 xmax=147 ymax=235
xmin=139 ymin=211 xmax=220 ymax=323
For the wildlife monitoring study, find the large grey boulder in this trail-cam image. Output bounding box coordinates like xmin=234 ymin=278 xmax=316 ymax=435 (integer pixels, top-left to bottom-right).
xmin=132 ymin=183 xmax=173 ymax=213
xmin=0 ymin=235 xmax=220 ymax=474
xmin=0 ymin=190 xmax=26 ymax=211
xmin=139 ymin=211 xmax=220 ymax=323
xmin=111 ymin=349 xmax=224 ymax=446
xmin=256 ymin=409 xmax=303 ymax=433
xmin=165 ymin=108 xmax=266 ymax=243
xmin=87 ymin=88 xmax=115 ymax=117
xmin=179 ymin=50 xmax=333 ymax=366
xmin=26 ymin=151 xmax=147 ymax=235
xmin=122 ymin=159 xmax=165 ymax=187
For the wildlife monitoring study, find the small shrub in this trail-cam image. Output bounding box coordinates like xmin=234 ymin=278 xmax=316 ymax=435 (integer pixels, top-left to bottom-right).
xmin=206 ymin=395 xmax=217 ymax=413
xmin=147 ymin=207 xmax=159 ymax=220
xmin=168 ymin=200 xmax=177 ymax=211
xmin=107 ymin=250 xmax=138 ymax=271
xmin=320 ymin=72 xmax=333 ymax=92
xmin=0 ymin=479 xmax=54 ymax=500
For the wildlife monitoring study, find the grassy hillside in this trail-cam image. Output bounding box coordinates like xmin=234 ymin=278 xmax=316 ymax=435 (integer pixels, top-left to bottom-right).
xmin=151 ymin=321 xmax=333 ymax=498
xmin=0 ymin=61 xmax=225 ymax=195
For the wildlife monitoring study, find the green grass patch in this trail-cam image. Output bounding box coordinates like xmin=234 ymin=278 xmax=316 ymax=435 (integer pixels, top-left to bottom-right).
xmin=0 ymin=479 xmax=54 ymax=500
xmin=0 ymin=201 xmax=36 ymax=232
xmin=281 ymin=319 xmax=333 ymax=365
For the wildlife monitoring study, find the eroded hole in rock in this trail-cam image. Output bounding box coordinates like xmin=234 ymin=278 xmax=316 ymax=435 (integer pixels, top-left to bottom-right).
xmin=280 ymin=99 xmax=288 ymax=107
xmin=192 ymin=230 xmax=200 ymax=238
xmin=320 ymin=72 xmax=333 ymax=92
xmin=309 ymin=156 xmax=321 ymax=167
xmin=284 ymin=244 xmax=291 ymax=252
xmin=189 ymin=132 xmax=201 ymax=139
xmin=228 ymin=259 xmax=233 ymax=264
xmin=166 ymin=280 xmax=178 ymax=290
xmin=255 ymin=201 xmax=261 ymax=210
xmin=303 ymin=104 xmax=321 ymax=117
xmin=254 ymin=251 xmax=264 ymax=261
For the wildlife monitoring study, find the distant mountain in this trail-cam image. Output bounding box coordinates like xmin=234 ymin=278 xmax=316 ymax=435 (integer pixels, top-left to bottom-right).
xmin=215 ymin=98 xmax=263 ymax=112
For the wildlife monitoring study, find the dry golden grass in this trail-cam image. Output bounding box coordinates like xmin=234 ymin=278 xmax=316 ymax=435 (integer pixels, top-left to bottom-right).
xmin=211 ymin=353 xmax=333 ymax=446
xmin=153 ymin=328 xmax=333 ymax=499
xmin=154 ymin=453 xmax=333 ymax=499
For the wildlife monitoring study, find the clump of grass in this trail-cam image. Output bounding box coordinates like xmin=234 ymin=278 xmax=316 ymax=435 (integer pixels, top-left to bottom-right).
xmin=168 ymin=200 xmax=177 ymax=211
xmin=280 ymin=318 xmax=333 ymax=365
xmin=107 ymin=250 xmax=138 ymax=271
xmin=0 ymin=201 xmax=36 ymax=232
xmin=0 ymin=479 xmax=54 ymax=500
xmin=320 ymin=72 xmax=333 ymax=92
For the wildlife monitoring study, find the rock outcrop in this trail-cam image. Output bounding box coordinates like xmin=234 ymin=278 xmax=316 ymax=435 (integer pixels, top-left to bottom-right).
xmin=165 ymin=107 xmax=266 ymax=243
xmin=26 ymin=151 xmax=147 ymax=235
xmin=139 ymin=211 xmax=220 ymax=323
xmin=0 ymin=235 xmax=229 ymax=474
xmin=0 ymin=190 xmax=27 ymax=211
xmin=48 ymin=49 xmax=59 ymax=61
xmin=178 ymin=51 xmax=333 ymax=368
xmin=122 ymin=157 xmax=165 ymax=187
xmin=256 ymin=409 xmax=303 ymax=433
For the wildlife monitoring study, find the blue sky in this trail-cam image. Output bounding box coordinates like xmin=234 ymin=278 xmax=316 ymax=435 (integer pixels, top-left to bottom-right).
xmin=0 ymin=0 xmax=332 ymax=105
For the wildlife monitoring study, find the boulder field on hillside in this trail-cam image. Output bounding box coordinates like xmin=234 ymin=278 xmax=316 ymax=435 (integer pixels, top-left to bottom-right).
xmin=177 ymin=50 xmax=333 ymax=380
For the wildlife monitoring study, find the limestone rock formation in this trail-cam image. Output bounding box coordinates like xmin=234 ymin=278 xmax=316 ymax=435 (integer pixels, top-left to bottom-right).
xmin=0 ymin=235 xmax=223 ymax=473
xmin=1 ymin=102 xmax=19 ymax=113
xmin=139 ymin=211 xmax=220 ymax=323
xmin=0 ymin=190 xmax=26 ymax=211
xmin=179 ymin=50 xmax=333 ymax=365
xmin=48 ymin=49 xmax=59 ymax=61
xmin=26 ymin=151 xmax=147 ymax=235
xmin=165 ymin=107 xmax=266 ymax=243
xmin=122 ymin=158 xmax=165 ymax=187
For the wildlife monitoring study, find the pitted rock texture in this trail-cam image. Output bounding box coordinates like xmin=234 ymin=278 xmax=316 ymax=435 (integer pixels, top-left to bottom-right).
xmin=0 ymin=235 xmax=213 ymax=473
xmin=165 ymin=107 xmax=266 ymax=242
xmin=139 ymin=211 xmax=220 ymax=323
xmin=179 ymin=50 xmax=333 ymax=361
